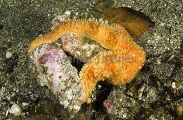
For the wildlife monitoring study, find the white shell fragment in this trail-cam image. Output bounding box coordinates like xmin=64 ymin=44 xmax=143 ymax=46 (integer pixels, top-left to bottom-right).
xmin=51 ymin=10 xmax=71 ymax=30
xmin=6 ymin=51 xmax=12 ymax=58
xmin=64 ymin=10 xmax=71 ymax=15
xmin=9 ymin=104 xmax=22 ymax=116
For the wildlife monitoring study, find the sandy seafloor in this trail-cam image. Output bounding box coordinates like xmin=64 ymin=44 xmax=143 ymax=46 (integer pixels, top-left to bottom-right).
xmin=0 ymin=0 xmax=183 ymax=119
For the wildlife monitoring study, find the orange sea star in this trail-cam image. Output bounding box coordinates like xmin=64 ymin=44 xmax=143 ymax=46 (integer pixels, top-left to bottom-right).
xmin=28 ymin=20 xmax=146 ymax=103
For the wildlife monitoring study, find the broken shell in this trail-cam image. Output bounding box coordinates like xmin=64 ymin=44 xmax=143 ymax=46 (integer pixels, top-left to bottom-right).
xmin=9 ymin=104 xmax=22 ymax=116
xmin=171 ymin=81 xmax=179 ymax=89
xmin=171 ymin=81 xmax=179 ymax=93
xmin=137 ymin=82 xmax=145 ymax=100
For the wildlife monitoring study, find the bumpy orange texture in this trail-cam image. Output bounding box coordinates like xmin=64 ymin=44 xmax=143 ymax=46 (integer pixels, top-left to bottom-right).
xmin=28 ymin=20 xmax=146 ymax=102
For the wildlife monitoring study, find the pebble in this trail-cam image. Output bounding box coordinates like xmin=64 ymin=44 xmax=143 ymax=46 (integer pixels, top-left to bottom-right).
xmin=6 ymin=51 xmax=12 ymax=58
xmin=9 ymin=104 xmax=22 ymax=116
xmin=175 ymin=104 xmax=183 ymax=117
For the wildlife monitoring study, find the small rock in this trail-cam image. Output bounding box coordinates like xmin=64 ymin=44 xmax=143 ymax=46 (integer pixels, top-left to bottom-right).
xmin=6 ymin=51 xmax=12 ymax=58
xmin=9 ymin=104 xmax=22 ymax=116
xmin=175 ymin=104 xmax=183 ymax=117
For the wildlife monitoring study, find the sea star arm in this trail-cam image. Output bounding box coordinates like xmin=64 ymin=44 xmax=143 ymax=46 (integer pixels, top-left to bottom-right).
xmin=28 ymin=20 xmax=135 ymax=52
xmin=80 ymin=49 xmax=146 ymax=101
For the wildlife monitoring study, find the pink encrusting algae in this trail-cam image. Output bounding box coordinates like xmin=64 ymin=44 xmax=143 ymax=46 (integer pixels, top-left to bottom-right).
xmin=30 ymin=44 xmax=84 ymax=113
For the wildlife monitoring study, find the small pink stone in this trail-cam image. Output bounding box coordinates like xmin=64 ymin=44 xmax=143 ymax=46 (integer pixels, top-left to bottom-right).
xmin=103 ymin=100 xmax=112 ymax=113
xmin=39 ymin=54 xmax=49 ymax=64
